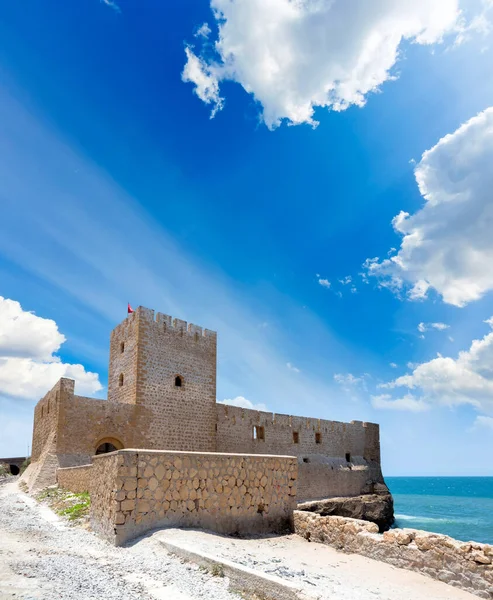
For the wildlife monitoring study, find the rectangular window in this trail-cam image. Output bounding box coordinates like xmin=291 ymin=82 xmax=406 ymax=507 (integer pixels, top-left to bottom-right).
xmin=253 ymin=425 xmax=265 ymax=441
xmin=293 ymin=431 xmax=299 ymax=444
xmin=315 ymin=432 xmax=322 ymax=444
xmin=345 ymin=452 xmax=351 ymax=462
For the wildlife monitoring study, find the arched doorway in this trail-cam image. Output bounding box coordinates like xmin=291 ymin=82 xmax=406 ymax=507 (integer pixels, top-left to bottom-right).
xmin=95 ymin=437 xmax=124 ymax=455
xmin=9 ymin=464 xmax=20 ymax=475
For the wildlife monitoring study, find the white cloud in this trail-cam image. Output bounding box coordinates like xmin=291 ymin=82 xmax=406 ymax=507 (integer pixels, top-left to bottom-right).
xmin=183 ymin=0 xmax=464 ymax=128
xmin=366 ymin=106 xmax=493 ymax=307
xmin=0 ymin=358 xmax=101 ymax=400
xmin=0 ymin=297 xmax=102 ymax=400
xmin=377 ymin=316 xmax=493 ymax=417
xmin=101 ymin=0 xmax=120 ymax=12
xmin=390 ymin=362 xmax=398 ymax=368
xmin=182 ymin=47 xmax=224 ymax=118
xmin=0 ymin=297 xmax=65 ymax=360
xmin=339 ymin=276 xmax=352 ymax=285
xmin=218 ymin=396 xmax=268 ymax=412
xmin=431 ymin=322 xmax=450 ymax=331
xmin=286 ymin=362 xmax=300 ymax=373
xmin=195 ymin=23 xmax=212 ymax=39
xmin=334 ymin=372 xmax=368 ymax=393
xmin=474 ymin=415 xmax=493 ymax=430
xmin=318 ymin=278 xmax=331 ymax=289
xmin=371 ymin=393 xmax=430 ymax=412
xmin=418 ymin=321 xmax=450 ymax=334
xmin=454 ymin=0 xmax=493 ymax=45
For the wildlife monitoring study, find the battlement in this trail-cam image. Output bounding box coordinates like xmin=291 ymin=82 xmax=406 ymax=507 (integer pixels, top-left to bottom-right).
xmin=124 ymin=306 xmax=217 ymax=341
xmin=216 ymin=404 xmax=377 ymax=432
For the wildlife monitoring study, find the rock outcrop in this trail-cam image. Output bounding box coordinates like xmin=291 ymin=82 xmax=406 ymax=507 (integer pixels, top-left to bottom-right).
xmin=297 ymin=492 xmax=394 ymax=532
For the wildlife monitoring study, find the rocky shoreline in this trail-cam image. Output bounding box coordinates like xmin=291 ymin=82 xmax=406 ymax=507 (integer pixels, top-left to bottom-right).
xmin=298 ymin=492 xmax=395 ymax=532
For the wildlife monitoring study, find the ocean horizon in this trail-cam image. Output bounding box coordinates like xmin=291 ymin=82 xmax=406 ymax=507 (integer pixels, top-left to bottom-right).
xmin=387 ymin=476 xmax=493 ymax=545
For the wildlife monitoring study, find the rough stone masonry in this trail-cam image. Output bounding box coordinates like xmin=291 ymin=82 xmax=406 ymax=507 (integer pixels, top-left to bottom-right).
xmin=21 ymin=305 xmax=393 ymax=539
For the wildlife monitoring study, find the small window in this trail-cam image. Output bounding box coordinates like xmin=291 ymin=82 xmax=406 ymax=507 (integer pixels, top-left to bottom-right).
xmin=175 ymin=375 xmax=183 ymax=387
xmin=120 ymin=341 xmax=125 ymax=353
xmin=41 ymin=406 xmax=44 ymax=418
xmin=194 ymin=332 xmax=199 ymax=342
xmin=345 ymin=452 xmax=351 ymax=463
xmin=293 ymin=431 xmax=299 ymax=444
xmin=119 ymin=373 xmax=124 ymax=387
xmin=315 ymin=432 xmax=322 ymax=444
xmin=253 ymin=425 xmax=265 ymax=441
xmin=303 ymin=457 xmax=310 ymax=463
xmin=47 ymin=401 xmax=50 ymax=415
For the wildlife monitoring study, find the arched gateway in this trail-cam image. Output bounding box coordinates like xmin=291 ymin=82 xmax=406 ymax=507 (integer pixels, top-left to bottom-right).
xmin=95 ymin=437 xmax=124 ymax=455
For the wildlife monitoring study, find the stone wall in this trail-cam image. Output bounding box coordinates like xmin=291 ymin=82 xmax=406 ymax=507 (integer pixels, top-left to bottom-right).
xmin=90 ymin=449 xmax=298 ymax=546
xmin=216 ymin=405 xmax=385 ymax=501
xmin=56 ymin=392 xmax=152 ymax=467
xmin=31 ymin=379 xmax=67 ymax=462
xmin=294 ymin=511 xmax=493 ymax=599
xmin=297 ymin=458 xmax=373 ymax=501
xmin=57 ymin=465 xmax=93 ymax=493
xmin=90 ymin=452 xmax=122 ymax=542
xmin=217 ymin=405 xmax=373 ymax=457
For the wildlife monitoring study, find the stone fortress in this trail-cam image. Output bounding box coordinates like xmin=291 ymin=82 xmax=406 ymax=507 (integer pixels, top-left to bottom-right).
xmin=23 ymin=306 xmax=391 ymax=544
xmin=20 ymin=307 xmax=493 ymax=598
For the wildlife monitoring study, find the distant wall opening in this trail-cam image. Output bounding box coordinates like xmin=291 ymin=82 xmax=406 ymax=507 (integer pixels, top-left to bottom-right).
xmin=9 ymin=464 xmax=20 ymax=476
xmin=95 ymin=437 xmax=124 ymax=455
xmin=174 ymin=375 xmax=183 ymax=387
xmin=315 ymin=432 xmax=322 ymax=444
xmin=119 ymin=373 xmax=124 ymax=387
xmin=345 ymin=452 xmax=351 ymax=462
xmin=293 ymin=431 xmax=299 ymax=444
xmin=253 ymin=425 xmax=265 ymax=441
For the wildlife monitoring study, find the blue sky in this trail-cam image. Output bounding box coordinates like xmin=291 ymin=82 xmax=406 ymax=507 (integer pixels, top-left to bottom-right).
xmin=1 ymin=0 xmax=493 ymax=475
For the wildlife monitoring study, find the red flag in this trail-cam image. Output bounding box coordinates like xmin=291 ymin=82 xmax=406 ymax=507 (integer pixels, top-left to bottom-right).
xmin=127 ymin=303 xmax=134 ymax=314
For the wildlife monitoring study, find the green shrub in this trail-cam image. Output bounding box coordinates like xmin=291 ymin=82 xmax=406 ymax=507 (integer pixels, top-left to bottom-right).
xmin=57 ymin=496 xmax=90 ymax=521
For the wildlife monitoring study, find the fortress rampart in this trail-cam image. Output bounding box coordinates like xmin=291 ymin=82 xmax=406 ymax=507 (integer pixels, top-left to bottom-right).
xmin=22 ymin=305 xmax=391 ymax=533
xmin=216 ymin=404 xmax=383 ymax=500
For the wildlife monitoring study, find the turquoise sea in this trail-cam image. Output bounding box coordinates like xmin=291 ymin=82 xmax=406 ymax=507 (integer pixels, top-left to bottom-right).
xmin=387 ymin=477 xmax=493 ymax=545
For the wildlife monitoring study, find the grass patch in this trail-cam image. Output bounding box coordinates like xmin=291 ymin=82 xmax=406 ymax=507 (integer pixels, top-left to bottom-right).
xmin=0 ymin=463 xmax=10 ymax=478
xmin=36 ymin=487 xmax=90 ymax=524
xmin=210 ymin=563 xmax=225 ymax=578
xmin=57 ymin=493 xmax=90 ymax=521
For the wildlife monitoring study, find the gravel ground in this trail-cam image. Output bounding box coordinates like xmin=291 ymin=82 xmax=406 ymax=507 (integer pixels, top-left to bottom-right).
xmin=0 ymin=481 xmax=239 ymax=600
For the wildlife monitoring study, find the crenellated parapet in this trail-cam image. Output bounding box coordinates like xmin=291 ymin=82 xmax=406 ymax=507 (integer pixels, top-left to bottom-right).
xmin=131 ymin=306 xmax=217 ymax=342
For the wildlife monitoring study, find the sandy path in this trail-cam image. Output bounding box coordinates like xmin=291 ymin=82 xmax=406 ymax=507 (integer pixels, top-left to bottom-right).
xmin=158 ymin=528 xmax=480 ymax=600
xmin=0 ymin=481 xmax=238 ymax=600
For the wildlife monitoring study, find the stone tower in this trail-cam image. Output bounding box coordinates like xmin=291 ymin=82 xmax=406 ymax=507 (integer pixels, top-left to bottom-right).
xmin=108 ymin=306 xmax=217 ymax=452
